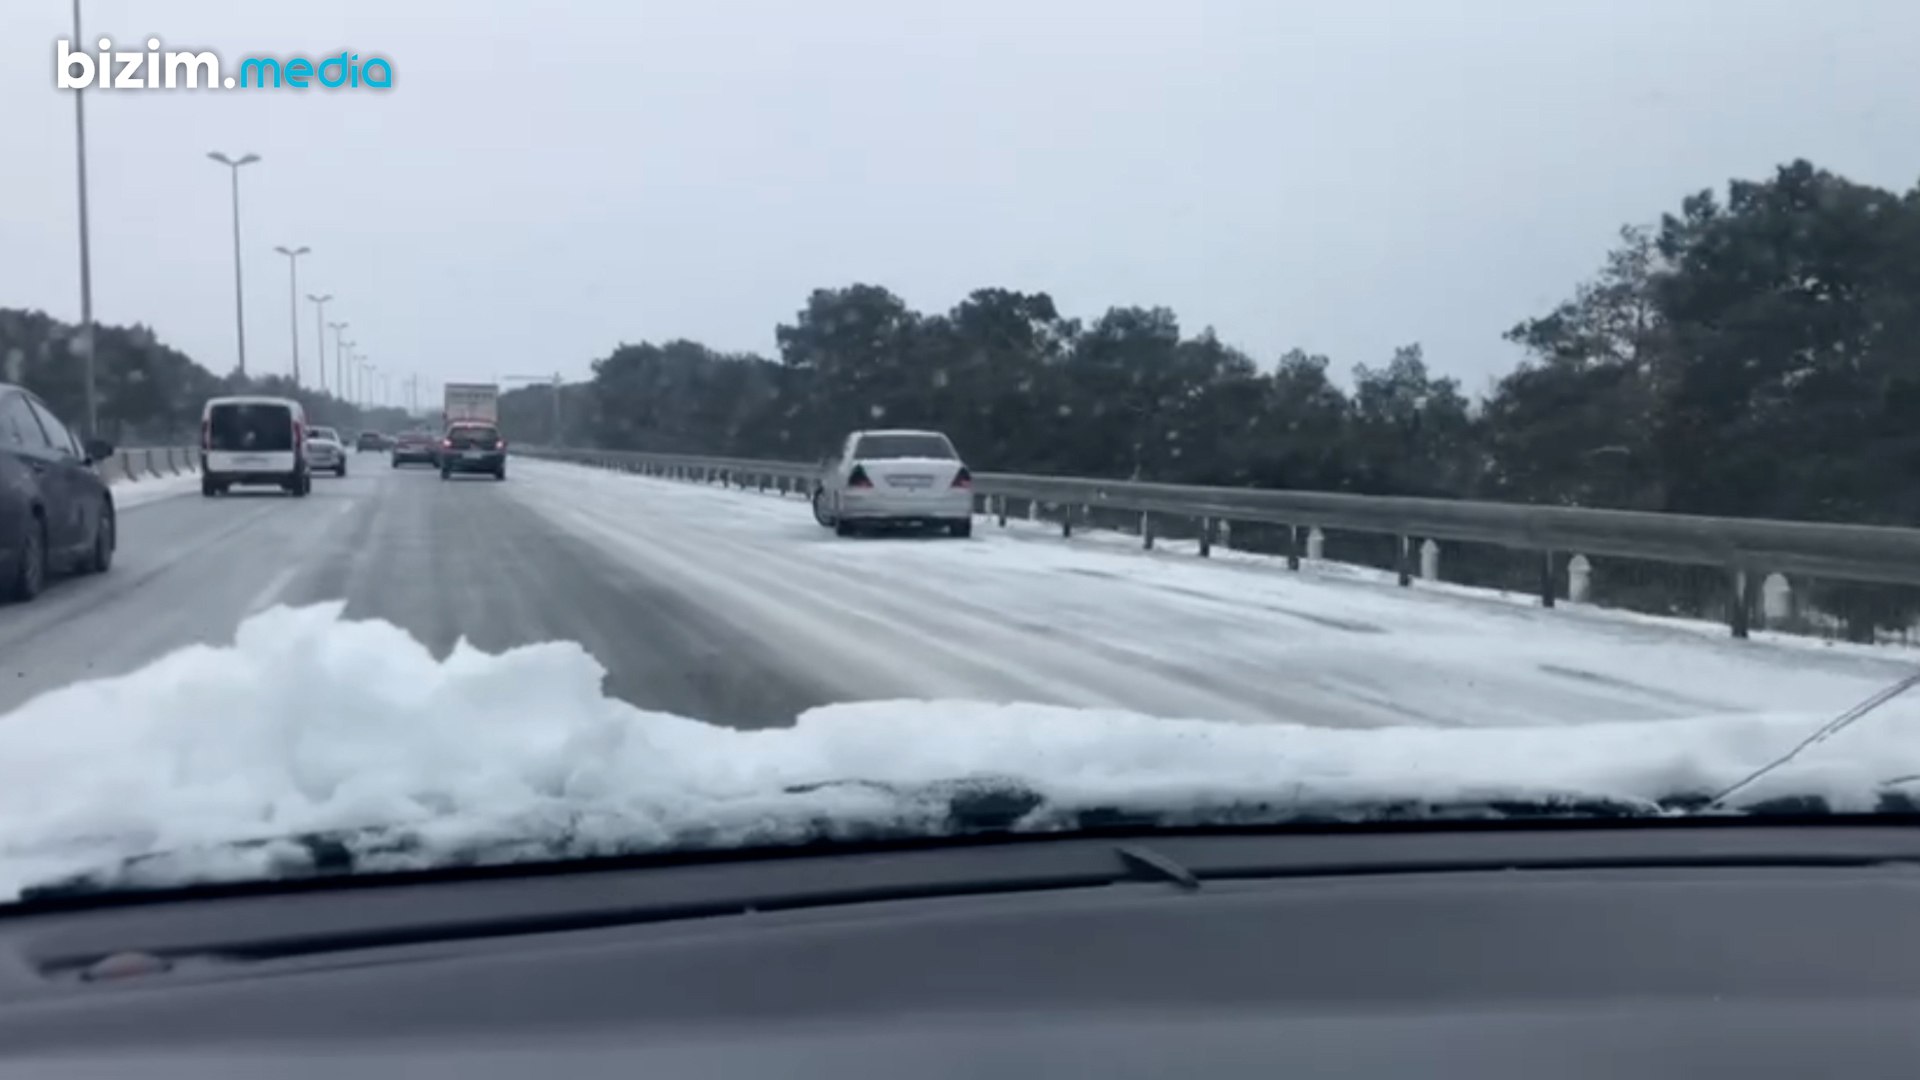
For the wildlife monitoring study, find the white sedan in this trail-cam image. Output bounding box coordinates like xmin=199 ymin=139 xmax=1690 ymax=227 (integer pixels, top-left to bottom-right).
xmin=811 ymin=429 xmax=974 ymax=538
xmin=305 ymin=426 xmax=348 ymax=477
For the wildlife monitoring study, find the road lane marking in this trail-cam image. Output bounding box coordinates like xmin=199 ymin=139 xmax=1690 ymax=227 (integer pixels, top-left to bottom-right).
xmin=244 ymin=564 xmax=301 ymax=615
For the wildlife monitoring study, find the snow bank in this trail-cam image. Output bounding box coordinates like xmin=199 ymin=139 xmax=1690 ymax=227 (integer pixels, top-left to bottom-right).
xmin=111 ymin=469 xmax=200 ymax=509
xmin=0 ymin=603 xmax=1913 ymax=900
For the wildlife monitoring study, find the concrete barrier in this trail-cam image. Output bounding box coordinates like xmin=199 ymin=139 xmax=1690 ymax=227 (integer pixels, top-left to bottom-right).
xmin=99 ymin=446 xmax=198 ymax=482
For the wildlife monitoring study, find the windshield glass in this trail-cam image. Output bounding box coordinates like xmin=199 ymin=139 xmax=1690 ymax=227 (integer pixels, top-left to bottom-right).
xmin=310 ymin=428 xmax=338 ymax=442
xmin=854 ymin=434 xmax=956 ymax=460
xmin=3 ymin=6 xmax=1920 ymax=900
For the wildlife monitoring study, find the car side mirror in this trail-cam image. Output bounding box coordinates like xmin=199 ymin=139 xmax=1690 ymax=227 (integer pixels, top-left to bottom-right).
xmin=84 ymin=438 xmax=114 ymax=463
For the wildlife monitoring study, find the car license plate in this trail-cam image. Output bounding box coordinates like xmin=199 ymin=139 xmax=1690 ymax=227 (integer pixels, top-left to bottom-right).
xmin=235 ymin=455 xmax=266 ymax=467
xmin=889 ymin=475 xmax=933 ymax=489
xmin=463 ymin=450 xmax=483 ymax=460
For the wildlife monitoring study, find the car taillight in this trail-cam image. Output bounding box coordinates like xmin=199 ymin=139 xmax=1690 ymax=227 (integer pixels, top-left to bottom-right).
xmin=200 ymin=419 xmax=210 ymax=450
xmin=951 ymin=467 xmax=972 ymax=489
xmin=848 ymin=464 xmax=873 ymax=489
xmin=441 ymin=438 xmax=453 ymax=449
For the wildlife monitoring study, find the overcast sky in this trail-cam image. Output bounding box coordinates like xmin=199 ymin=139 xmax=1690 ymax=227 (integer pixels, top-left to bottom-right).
xmin=4 ymin=0 xmax=1917 ymax=406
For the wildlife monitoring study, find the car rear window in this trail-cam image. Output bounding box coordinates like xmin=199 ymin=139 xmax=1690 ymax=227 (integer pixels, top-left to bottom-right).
xmin=208 ymin=404 xmax=294 ymax=452
xmin=310 ymin=428 xmax=339 ymax=442
xmin=448 ymin=426 xmax=500 ymax=446
xmin=853 ymin=433 xmax=955 ymax=460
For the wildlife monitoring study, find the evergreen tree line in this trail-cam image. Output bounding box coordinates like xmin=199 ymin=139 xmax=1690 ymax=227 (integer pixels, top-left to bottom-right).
xmin=511 ymin=159 xmax=1920 ymax=533
xmin=0 ymin=308 xmax=411 ymax=443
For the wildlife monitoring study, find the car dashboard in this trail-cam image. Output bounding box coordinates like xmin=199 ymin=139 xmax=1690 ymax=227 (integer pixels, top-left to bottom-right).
xmin=2 ymin=823 xmax=1919 ymax=1078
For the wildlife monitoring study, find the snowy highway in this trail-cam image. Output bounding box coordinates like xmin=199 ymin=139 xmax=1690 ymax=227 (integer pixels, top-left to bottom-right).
xmin=0 ymin=456 xmax=1908 ymax=728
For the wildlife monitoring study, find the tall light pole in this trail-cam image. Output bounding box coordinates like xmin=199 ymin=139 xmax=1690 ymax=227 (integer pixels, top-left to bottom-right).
xmin=273 ymin=245 xmax=309 ymax=385
xmin=307 ymin=294 xmax=332 ymax=392
xmin=70 ymin=0 xmax=97 ymax=436
xmin=359 ymin=360 xmax=376 ymax=409
xmin=329 ymin=323 xmax=349 ymax=398
xmin=207 ymin=151 xmax=260 ymax=376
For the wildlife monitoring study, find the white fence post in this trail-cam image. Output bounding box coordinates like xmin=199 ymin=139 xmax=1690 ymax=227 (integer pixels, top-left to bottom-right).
xmin=1568 ymin=554 xmax=1592 ymax=603
xmin=1761 ymin=572 xmax=1792 ymax=622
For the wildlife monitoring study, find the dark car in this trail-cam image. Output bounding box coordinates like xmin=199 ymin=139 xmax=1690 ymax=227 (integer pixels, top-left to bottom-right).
xmin=355 ymin=431 xmax=386 ymax=452
xmin=439 ymin=422 xmax=507 ymax=481
xmin=390 ymin=431 xmax=438 ymax=468
xmin=0 ymin=384 xmax=116 ymax=602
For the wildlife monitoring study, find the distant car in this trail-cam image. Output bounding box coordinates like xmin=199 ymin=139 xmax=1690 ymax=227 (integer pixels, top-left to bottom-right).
xmin=306 ymin=426 xmax=348 ymax=477
xmin=391 ymin=432 xmax=438 ymax=468
xmin=439 ymin=422 xmax=507 ymax=481
xmin=200 ymin=396 xmax=311 ymax=498
xmin=0 ymin=383 xmax=116 ymax=601
xmin=355 ymin=431 xmax=386 ymax=452
xmin=811 ymin=428 xmax=973 ymax=538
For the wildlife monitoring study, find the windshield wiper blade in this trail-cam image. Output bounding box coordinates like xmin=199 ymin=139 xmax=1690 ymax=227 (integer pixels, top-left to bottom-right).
xmin=14 ymin=779 xmax=1712 ymax=902
xmin=19 ymin=778 xmax=1054 ymax=902
xmin=1710 ymin=669 xmax=1920 ymax=809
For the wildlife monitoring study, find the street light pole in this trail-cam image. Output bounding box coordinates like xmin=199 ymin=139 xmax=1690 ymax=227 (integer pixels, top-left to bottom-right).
xmin=307 ymin=294 xmax=332 ymax=392
xmin=207 ymin=151 xmax=260 ymax=376
xmin=70 ymin=0 xmax=97 ymax=436
xmin=329 ymin=324 xmax=349 ymax=398
xmin=274 ymin=246 xmax=310 ymax=385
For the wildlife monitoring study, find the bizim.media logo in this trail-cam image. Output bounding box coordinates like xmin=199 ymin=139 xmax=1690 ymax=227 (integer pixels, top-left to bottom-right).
xmin=56 ymin=38 xmax=393 ymax=91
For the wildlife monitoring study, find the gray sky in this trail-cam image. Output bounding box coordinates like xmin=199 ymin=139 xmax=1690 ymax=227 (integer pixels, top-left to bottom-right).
xmin=4 ymin=0 xmax=1917 ymax=405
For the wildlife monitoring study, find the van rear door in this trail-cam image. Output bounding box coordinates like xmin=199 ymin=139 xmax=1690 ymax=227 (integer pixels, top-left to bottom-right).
xmin=205 ymin=403 xmax=298 ymax=476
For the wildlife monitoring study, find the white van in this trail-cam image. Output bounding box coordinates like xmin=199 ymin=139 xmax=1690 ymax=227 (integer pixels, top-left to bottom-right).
xmin=200 ymin=396 xmax=312 ymax=497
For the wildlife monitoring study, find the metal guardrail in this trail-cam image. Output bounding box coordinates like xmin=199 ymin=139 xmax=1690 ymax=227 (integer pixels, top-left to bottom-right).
xmin=521 ymin=446 xmax=1920 ymax=639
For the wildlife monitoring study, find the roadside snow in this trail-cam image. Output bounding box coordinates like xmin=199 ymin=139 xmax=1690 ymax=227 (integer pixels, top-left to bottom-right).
xmin=502 ymin=460 xmax=1912 ymax=730
xmin=111 ymin=469 xmax=200 ymax=510
xmin=1 ymin=602 xmax=1914 ymax=900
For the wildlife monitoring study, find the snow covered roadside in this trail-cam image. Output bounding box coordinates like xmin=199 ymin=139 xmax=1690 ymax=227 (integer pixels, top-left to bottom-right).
xmin=504 ymin=460 xmax=1908 ymax=730
xmin=0 ymin=602 xmax=1912 ymax=900
xmin=110 ymin=468 xmax=201 ymax=510
xmin=578 ymin=458 xmax=1915 ymax=662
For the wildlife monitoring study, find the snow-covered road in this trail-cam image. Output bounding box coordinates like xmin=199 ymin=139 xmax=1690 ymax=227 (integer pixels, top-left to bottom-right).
xmin=0 ymin=454 xmax=1907 ymax=729
xmin=501 ymin=460 xmax=1909 ymax=729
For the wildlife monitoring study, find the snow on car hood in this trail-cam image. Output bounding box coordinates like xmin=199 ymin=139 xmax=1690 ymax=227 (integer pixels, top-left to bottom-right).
xmin=0 ymin=602 xmax=1913 ymax=900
